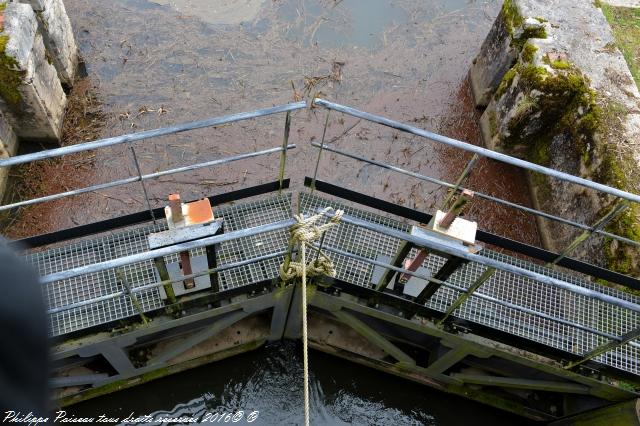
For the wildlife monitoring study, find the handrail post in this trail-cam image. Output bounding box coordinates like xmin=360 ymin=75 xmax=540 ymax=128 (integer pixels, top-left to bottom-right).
xmin=130 ymin=145 xmax=156 ymax=224
xmin=439 ymin=154 xmax=480 ymax=211
xmin=278 ymin=112 xmax=292 ymax=194
xmin=437 ymin=267 xmax=496 ymax=325
xmin=116 ymin=269 xmax=149 ymax=323
xmin=310 ymin=111 xmax=331 ymax=194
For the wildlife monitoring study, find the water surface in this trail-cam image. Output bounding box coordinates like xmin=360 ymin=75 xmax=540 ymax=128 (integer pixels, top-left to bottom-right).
xmin=70 ymin=342 xmax=531 ymax=425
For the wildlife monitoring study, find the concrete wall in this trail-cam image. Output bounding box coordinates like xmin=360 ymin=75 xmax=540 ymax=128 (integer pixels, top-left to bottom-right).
xmin=469 ymin=0 xmax=640 ymax=278
xmin=0 ymin=0 xmax=77 ymax=201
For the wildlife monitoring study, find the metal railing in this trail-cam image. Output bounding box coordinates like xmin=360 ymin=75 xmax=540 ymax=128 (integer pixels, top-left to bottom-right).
xmin=3 ymin=99 xmax=640 ymax=372
xmin=310 ymin=98 xmax=640 ymax=251
xmin=0 ymin=100 xmax=304 ymax=335
xmin=0 ymin=101 xmax=306 ymax=213
xmin=307 ymin=99 xmax=640 ymax=371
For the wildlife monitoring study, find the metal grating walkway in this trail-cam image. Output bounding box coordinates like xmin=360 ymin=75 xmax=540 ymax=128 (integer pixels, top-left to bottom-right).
xmin=299 ymin=192 xmax=640 ymax=376
xmin=23 ymin=192 xmax=640 ymax=376
xmin=26 ymin=194 xmax=291 ymax=337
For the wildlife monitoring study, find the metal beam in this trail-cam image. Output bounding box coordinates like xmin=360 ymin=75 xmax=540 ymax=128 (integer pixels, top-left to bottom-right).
xmin=314 ymin=244 xmax=630 ymax=346
xmin=148 ymin=310 xmax=251 ymax=365
xmin=309 ymin=285 xmax=636 ymax=397
xmin=438 ymin=267 xmax=496 ymax=324
xmin=278 ymin=112 xmax=291 ymax=193
xmin=40 ymin=219 xmax=296 ymax=284
xmin=375 ymin=241 xmax=413 ymax=292
xmin=425 ymin=347 xmax=469 ymax=374
xmin=548 ymin=201 xmax=628 ymax=266
xmin=333 ymin=310 xmax=416 ymax=365
xmin=269 ymin=286 xmax=295 ymax=341
xmin=414 ymin=257 xmax=467 ymax=305
xmin=97 ymin=346 xmax=136 ymax=376
xmin=450 ymin=374 xmax=591 ymax=394
xmin=46 ymin=250 xmax=289 ymax=314
xmin=439 ymin=154 xmax=479 ymax=211
xmin=565 ymin=326 xmax=640 ymax=370
xmin=50 ymin=374 xmax=109 ymax=388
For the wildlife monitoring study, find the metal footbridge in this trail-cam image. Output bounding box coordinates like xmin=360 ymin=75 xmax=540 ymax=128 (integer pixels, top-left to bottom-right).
xmin=2 ymin=99 xmax=640 ymax=423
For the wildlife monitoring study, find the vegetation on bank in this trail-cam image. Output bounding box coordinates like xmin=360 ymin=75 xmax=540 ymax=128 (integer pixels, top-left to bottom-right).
xmin=599 ymin=4 xmax=640 ymax=90
xmin=596 ymin=4 xmax=640 ymax=279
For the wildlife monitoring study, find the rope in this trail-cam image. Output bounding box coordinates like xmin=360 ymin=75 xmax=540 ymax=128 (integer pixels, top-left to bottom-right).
xmin=279 ymin=207 xmax=343 ymax=426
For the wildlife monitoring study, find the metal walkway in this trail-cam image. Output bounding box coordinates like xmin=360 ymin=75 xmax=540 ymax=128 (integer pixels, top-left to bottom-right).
xmin=2 ymin=99 xmax=640 ymax=415
xmin=21 ymin=190 xmax=639 ymax=376
xmin=27 ymin=194 xmax=292 ymax=337
xmin=299 ymin=192 xmax=640 ymax=376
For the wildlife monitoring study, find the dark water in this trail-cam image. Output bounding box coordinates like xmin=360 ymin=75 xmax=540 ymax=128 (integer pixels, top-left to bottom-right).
xmin=69 ymin=342 xmax=529 ymax=425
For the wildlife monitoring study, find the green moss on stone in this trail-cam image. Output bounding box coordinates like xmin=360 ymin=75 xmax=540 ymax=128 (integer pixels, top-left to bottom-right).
xmin=488 ymin=109 xmax=498 ymax=137
xmin=551 ymin=60 xmax=570 ymax=69
xmin=542 ymin=55 xmax=572 ymax=70
xmin=604 ymin=205 xmax=640 ymax=275
xmin=597 ymin=145 xmax=640 ymax=278
xmin=520 ymin=25 xmax=547 ymax=44
xmin=502 ymin=0 xmax=524 ymax=37
xmin=531 ymin=138 xmax=550 ymax=165
xmin=0 ymin=1 xmax=27 ymax=105
xmin=0 ymin=28 xmax=25 ymax=105
xmin=496 ymin=67 xmax=517 ymax=98
xmin=603 ymin=41 xmax=617 ymax=53
xmin=502 ymin=62 xmax=600 ymax=159
xmin=522 ymin=43 xmax=538 ymax=63
xmin=494 ymin=4 xmax=640 ymax=279
xmin=502 ymin=0 xmax=547 ymax=50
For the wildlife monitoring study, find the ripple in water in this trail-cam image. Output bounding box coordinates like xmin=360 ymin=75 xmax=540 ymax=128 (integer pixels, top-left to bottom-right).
xmin=115 ymin=342 xmax=433 ymax=425
xmin=67 ymin=341 xmax=527 ymax=425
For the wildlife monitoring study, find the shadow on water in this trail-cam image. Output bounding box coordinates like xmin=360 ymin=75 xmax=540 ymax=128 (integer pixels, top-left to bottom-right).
xmin=69 ymin=342 xmax=533 ymax=425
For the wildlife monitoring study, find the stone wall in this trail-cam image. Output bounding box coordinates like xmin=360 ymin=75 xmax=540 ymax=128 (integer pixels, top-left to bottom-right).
xmin=469 ymin=0 xmax=640 ymax=280
xmin=0 ymin=0 xmax=77 ymax=201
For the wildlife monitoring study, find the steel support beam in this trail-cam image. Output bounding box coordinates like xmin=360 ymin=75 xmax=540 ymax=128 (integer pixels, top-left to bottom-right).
xmin=450 ymin=374 xmax=591 ymax=394
xmin=148 ymin=310 xmax=251 ymax=365
xmin=333 ymin=310 xmax=416 ymax=366
xmin=414 ymin=257 xmax=467 ymax=305
xmin=375 ymin=241 xmax=413 ymax=292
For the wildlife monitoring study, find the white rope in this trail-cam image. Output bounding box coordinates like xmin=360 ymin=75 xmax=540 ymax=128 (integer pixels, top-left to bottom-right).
xmin=279 ymin=207 xmax=343 ymax=426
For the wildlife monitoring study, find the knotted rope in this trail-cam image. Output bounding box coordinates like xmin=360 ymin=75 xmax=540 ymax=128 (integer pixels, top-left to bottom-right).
xmin=279 ymin=207 xmax=343 ymax=426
